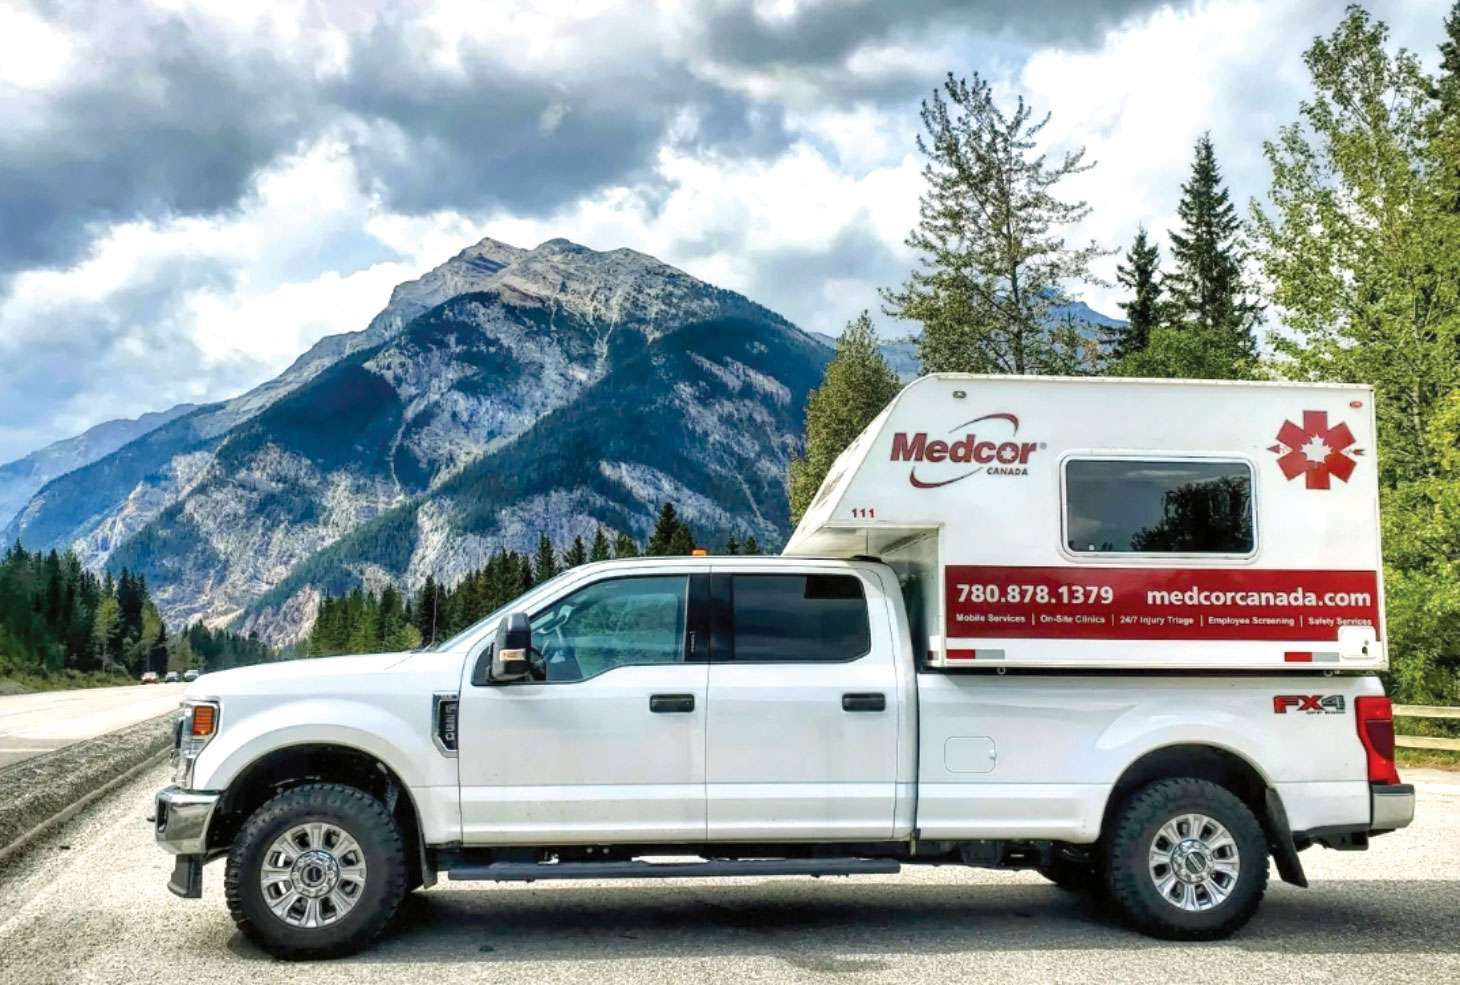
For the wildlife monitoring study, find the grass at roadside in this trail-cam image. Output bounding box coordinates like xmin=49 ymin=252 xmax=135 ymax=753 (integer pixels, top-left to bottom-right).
xmin=1398 ymin=746 xmax=1460 ymax=770
xmin=0 ymin=668 xmax=138 ymax=695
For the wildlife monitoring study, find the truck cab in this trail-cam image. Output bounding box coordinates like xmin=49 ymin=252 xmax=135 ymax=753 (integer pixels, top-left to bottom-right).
xmin=154 ymin=374 xmax=1414 ymax=959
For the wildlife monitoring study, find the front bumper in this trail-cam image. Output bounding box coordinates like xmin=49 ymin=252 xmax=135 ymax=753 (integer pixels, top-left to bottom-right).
xmin=1371 ymin=782 xmax=1415 ymax=832
xmin=154 ymin=785 xmax=219 ymax=855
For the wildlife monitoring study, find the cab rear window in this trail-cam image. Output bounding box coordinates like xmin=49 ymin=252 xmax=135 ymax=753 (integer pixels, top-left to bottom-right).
xmin=729 ymin=574 xmax=871 ymax=662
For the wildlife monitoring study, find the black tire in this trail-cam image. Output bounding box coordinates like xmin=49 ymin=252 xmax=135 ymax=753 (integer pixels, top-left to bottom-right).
xmin=1038 ymin=856 xmax=1100 ymax=894
xmin=224 ymin=783 xmax=408 ymax=960
xmin=1103 ymin=778 xmax=1268 ymax=941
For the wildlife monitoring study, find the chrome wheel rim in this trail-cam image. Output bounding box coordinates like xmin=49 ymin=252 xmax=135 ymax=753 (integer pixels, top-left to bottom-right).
xmin=1147 ymin=812 xmax=1240 ymax=912
xmin=259 ymin=821 xmax=367 ymax=928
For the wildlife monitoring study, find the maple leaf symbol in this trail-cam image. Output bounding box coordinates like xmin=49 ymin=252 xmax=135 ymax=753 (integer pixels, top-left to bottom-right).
xmin=1272 ymin=411 xmax=1359 ymax=490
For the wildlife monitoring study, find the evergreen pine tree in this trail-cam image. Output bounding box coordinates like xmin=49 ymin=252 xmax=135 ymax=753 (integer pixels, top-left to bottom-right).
xmin=589 ymin=527 xmax=612 ymax=563
xmin=667 ymin=522 xmax=695 ymax=556
xmin=533 ymin=533 xmax=558 ymax=583
xmin=415 ymin=575 xmax=440 ymax=645
xmin=647 ymin=503 xmax=682 ymax=556
xmin=613 ymin=531 xmax=639 ymax=559
xmin=1438 ymin=1 xmax=1460 ymax=111
xmin=787 ymin=312 xmax=902 ymax=522
xmin=1106 ymin=226 xmax=1163 ymax=361
xmin=1162 ymin=134 xmax=1260 ymax=376
xmin=742 ymin=535 xmax=762 ymax=555
xmin=515 ymin=552 xmax=535 ymax=595
xmin=725 ymin=534 xmax=740 ymax=555
xmin=562 ymin=535 xmax=588 ymax=569
xmin=881 ymin=72 xmax=1107 ymax=375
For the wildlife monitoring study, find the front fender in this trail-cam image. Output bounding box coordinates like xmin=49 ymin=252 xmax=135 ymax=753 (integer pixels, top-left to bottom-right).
xmin=190 ymin=697 xmax=460 ymax=843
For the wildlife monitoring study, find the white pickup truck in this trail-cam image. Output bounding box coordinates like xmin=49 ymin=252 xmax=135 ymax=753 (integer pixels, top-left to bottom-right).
xmin=155 ymin=375 xmax=1414 ymax=959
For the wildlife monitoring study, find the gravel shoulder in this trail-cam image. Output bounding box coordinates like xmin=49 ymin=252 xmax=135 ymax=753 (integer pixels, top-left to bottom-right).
xmin=0 ymin=712 xmax=174 ymax=864
xmin=0 ymin=766 xmax=1456 ymax=985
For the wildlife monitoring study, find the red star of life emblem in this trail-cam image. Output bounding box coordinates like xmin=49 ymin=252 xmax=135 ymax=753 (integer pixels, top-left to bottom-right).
xmin=1268 ymin=410 xmax=1362 ymax=490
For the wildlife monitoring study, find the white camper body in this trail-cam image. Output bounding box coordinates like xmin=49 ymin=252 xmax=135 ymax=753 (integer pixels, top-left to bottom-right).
xmin=786 ymin=374 xmax=1386 ymax=673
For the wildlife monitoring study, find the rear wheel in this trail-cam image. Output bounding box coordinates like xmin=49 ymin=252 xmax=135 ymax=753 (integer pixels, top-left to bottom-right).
xmin=1103 ymin=778 xmax=1268 ymax=940
xmin=224 ymin=783 xmax=407 ymax=959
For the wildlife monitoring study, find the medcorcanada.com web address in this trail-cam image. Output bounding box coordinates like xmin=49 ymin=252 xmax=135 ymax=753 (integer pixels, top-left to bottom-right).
xmin=1145 ymin=586 xmax=1372 ymax=608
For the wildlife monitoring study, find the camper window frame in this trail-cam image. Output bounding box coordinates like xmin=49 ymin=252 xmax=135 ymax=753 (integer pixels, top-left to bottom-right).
xmin=1057 ymin=452 xmax=1261 ymax=563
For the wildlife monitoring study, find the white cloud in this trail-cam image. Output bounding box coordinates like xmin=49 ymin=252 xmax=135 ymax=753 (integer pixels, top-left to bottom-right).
xmin=3 ymin=0 xmax=1457 ymax=464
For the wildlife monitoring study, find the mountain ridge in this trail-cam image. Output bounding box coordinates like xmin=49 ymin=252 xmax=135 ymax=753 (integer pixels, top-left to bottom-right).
xmin=5 ymin=235 xmax=1124 ymax=643
xmin=0 ymin=402 xmax=199 ymax=530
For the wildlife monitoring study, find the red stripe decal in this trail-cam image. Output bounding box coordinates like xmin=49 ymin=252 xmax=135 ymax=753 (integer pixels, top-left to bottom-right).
xmin=1284 ymin=651 xmax=1313 ymax=663
xmin=946 ymin=649 xmax=978 ymax=661
xmin=944 ymin=566 xmax=1381 ymax=642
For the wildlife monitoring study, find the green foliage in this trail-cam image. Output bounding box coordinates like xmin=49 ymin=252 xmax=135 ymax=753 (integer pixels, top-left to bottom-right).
xmin=1376 ymin=394 xmax=1460 ymax=703
xmin=1104 ymin=227 xmax=1164 ymax=361
xmin=1161 ymin=134 xmax=1261 ymax=377
xmin=647 ymin=502 xmax=694 ymax=556
xmin=0 ymin=541 xmax=272 ymax=683
xmin=562 ymin=535 xmax=588 ymax=570
xmin=881 ymin=72 xmax=1108 ymax=375
xmin=533 ymin=533 xmax=558 ymax=583
xmin=1251 ymin=4 xmax=1460 ymax=702
xmin=307 ymin=516 xmax=678 ymax=654
xmin=788 ymin=312 xmax=902 ymax=523
xmin=589 ymin=528 xmax=612 ymax=563
xmin=1252 ymin=6 xmax=1460 ymax=485
xmin=612 ymin=531 xmax=639 ymax=559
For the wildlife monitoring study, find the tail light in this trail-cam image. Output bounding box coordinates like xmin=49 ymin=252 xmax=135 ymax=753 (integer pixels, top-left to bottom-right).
xmin=1355 ymin=696 xmax=1400 ymax=785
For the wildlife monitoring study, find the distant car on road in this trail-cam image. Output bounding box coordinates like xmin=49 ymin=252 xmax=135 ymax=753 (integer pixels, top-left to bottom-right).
xmin=183 ymin=669 xmax=201 ymax=682
xmin=163 ymin=671 xmax=181 ymax=684
xmin=140 ymin=672 xmax=160 ymax=685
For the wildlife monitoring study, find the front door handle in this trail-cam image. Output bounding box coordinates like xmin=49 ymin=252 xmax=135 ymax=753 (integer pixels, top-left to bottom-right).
xmin=842 ymin=692 xmax=886 ymax=712
xmin=649 ymin=693 xmax=696 ymax=713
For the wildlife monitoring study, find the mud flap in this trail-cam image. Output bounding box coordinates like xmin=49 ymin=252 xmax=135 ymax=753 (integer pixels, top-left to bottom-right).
xmin=1264 ymin=787 xmax=1308 ymax=888
xmin=168 ymin=855 xmax=203 ymax=899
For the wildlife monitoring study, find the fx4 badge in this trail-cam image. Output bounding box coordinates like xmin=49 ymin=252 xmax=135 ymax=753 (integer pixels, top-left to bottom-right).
xmin=1273 ymin=694 xmax=1346 ymax=715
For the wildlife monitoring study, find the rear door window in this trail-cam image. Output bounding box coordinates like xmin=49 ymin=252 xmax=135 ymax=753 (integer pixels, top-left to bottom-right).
xmin=728 ymin=574 xmax=871 ymax=662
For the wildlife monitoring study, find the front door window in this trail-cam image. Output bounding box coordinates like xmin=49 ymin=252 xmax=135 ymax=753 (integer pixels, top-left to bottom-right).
xmin=529 ymin=575 xmax=688 ymax=682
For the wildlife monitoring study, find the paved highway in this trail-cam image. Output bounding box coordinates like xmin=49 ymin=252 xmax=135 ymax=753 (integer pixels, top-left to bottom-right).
xmin=0 ymin=764 xmax=1455 ymax=984
xmin=0 ymin=683 xmax=185 ymax=768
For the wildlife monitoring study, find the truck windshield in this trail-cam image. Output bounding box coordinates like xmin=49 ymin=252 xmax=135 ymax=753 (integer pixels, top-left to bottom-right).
xmin=425 ymin=569 xmax=579 ymax=652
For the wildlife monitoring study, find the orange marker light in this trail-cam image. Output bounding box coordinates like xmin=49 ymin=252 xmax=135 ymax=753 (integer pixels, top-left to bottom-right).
xmin=691 ymin=548 xmax=709 ymax=556
xmin=191 ymin=704 xmax=217 ymax=737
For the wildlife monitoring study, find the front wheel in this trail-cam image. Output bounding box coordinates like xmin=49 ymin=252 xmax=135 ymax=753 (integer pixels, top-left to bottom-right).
xmin=1103 ymin=778 xmax=1269 ymax=940
xmin=224 ymin=783 xmax=408 ymax=959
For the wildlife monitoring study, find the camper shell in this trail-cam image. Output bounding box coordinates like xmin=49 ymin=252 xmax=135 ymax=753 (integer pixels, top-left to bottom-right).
xmin=786 ymin=374 xmax=1385 ymax=672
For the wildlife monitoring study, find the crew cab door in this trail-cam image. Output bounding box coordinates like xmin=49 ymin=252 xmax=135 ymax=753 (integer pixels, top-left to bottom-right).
xmin=456 ymin=572 xmax=708 ymax=844
xmin=705 ymin=567 xmax=902 ymax=840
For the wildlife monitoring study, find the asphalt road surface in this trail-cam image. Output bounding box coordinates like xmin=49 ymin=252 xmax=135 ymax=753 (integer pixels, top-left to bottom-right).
xmin=0 ymin=683 xmax=186 ymax=768
xmin=0 ymin=765 xmax=1456 ymax=985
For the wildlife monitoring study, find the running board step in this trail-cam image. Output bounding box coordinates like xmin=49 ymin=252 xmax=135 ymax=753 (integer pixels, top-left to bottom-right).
xmin=447 ymin=858 xmax=901 ymax=882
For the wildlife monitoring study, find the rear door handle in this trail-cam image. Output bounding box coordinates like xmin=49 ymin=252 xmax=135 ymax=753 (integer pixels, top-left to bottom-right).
xmin=842 ymin=692 xmax=886 ymax=712
xmin=649 ymin=693 xmax=696 ymax=714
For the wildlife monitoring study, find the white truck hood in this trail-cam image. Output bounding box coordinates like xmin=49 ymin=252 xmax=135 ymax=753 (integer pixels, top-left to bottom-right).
xmin=183 ymin=651 xmax=453 ymax=700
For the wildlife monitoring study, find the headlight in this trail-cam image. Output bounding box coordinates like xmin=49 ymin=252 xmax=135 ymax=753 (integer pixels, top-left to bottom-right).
xmin=173 ymin=700 xmax=220 ymax=788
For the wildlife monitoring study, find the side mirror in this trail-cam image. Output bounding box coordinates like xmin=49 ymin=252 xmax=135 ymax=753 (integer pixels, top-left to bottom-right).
xmin=490 ymin=612 xmax=533 ymax=682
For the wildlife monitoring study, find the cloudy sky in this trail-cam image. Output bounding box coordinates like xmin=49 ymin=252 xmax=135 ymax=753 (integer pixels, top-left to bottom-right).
xmin=0 ymin=0 xmax=1450 ymax=462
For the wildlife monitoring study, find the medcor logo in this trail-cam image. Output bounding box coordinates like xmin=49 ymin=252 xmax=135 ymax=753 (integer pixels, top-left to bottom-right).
xmin=890 ymin=412 xmax=1042 ymax=488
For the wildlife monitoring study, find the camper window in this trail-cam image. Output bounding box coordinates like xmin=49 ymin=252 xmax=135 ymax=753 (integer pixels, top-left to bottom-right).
xmin=1063 ymin=458 xmax=1255 ymax=555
